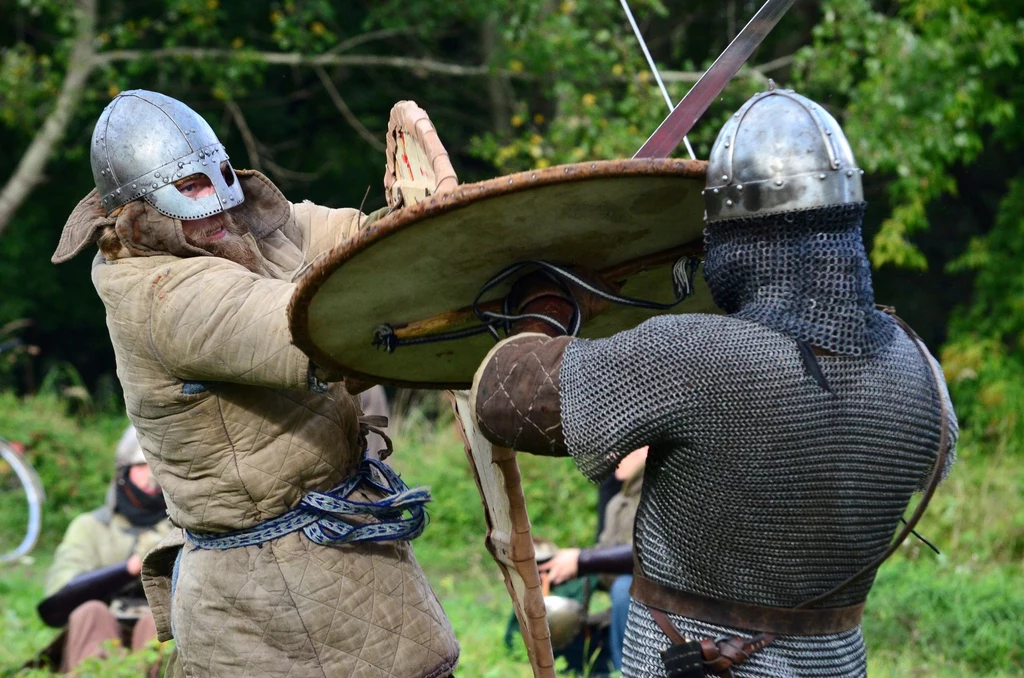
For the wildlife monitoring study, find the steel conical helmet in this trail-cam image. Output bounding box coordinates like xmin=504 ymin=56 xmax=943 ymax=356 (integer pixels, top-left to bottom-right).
xmin=703 ymin=84 xmax=863 ymax=222
xmin=91 ymin=90 xmax=244 ymax=218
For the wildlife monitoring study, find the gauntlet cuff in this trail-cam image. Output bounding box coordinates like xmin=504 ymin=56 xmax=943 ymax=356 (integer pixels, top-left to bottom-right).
xmin=578 ymin=543 xmax=634 ymax=576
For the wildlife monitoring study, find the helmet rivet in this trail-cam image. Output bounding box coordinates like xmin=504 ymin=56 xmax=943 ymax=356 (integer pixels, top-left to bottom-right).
xmin=176 ymin=172 xmax=182 ymax=178
xmin=202 ymin=161 xmax=207 ymax=166
xmin=132 ymin=183 xmax=137 ymax=188
xmin=846 ymin=170 xmax=854 ymax=177
xmin=191 ymin=128 xmax=196 ymax=133
xmin=724 ymin=141 xmax=730 ymax=148
xmin=721 ymin=175 xmax=729 ymax=182
xmin=818 ymin=173 xmax=827 ymax=180
xmin=725 ymin=199 xmax=734 ymax=207
xmin=775 ymin=179 xmax=783 ymax=186
xmin=860 ymin=169 xmax=865 ymax=175
xmin=736 ymin=184 xmax=743 ymax=191
xmin=712 ymin=188 xmax=719 ymax=194
xmin=152 ymin=182 xmax=158 ymax=188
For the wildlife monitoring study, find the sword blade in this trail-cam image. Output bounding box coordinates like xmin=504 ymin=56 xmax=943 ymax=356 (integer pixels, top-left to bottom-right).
xmin=633 ymin=0 xmax=796 ymax=159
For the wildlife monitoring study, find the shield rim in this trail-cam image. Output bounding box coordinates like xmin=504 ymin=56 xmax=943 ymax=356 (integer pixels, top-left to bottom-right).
xmin=288 ymin=157 xmax=707 ymax=389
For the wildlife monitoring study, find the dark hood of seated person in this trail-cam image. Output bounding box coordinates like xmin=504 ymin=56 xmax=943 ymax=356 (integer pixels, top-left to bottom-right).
xmin=114 ymin=465 xmax=167 ymax=528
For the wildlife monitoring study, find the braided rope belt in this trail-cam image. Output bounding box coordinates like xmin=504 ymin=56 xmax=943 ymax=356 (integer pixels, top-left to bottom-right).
xmin=185 ymin=458 xmax=431 ymax=550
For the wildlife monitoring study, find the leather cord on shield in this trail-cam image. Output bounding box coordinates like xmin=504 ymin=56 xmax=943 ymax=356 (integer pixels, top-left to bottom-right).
xmin=373 ymin=257 xmax=700 ymax=352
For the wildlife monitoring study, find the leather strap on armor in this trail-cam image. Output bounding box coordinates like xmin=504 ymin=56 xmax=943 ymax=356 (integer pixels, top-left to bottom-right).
xmin=631 ymin=573 xmax=864 ymax=636
xmin=648 ymin=605 xmax=775 ymax=678
xmin=794 ymin=305 xmax=952 ymax=608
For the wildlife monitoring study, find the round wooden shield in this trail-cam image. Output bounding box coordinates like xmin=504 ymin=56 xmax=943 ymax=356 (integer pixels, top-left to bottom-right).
xmin=289 ymin=158 xmax=716 ymax=389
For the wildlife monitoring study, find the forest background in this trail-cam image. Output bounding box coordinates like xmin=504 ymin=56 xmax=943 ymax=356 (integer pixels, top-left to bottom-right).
xmin=0 ymin=0 xmax=1022 ymax=675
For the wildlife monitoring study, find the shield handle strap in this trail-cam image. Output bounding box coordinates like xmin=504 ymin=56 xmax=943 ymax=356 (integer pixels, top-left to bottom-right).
xmin=447 ymin=391 xmax=557 ymax=677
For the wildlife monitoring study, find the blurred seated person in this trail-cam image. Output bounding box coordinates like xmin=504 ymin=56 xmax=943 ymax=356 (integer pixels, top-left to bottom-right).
xmin=539 ymin=446 xmax=647 ymax=672
xmin=35 ymin=425 xmax=171 ymax=673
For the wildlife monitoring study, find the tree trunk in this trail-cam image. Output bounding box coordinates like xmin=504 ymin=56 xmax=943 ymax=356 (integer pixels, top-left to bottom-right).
xmin=482 ymin=12 xmax=510 ymax=138
xmin=0 ymin=0 xmax=97 ymax=236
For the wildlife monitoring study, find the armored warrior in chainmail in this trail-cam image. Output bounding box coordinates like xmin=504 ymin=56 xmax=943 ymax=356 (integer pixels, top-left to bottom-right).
xmin=471 ymin=87 xmax=957 ymax=677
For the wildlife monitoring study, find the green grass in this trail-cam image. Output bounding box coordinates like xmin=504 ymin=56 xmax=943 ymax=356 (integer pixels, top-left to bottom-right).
xmin=1 ymin=394 xmax=1022 ymax=676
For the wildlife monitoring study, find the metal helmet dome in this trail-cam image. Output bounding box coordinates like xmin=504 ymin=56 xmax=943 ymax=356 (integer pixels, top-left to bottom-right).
xmin=91 ymin=89 xmax=244 ymax=219
xmin=703 ymin=83 xmax=863 ymax=222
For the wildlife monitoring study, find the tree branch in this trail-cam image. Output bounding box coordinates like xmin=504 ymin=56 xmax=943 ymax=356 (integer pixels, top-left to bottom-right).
xmin=261 ymin=157 xmax=330 ymax=184
xmin=328 ymin=27 xmax=420 ymax=55
xmin=96 ymin=49 xmax=525 ymax=79
xmin=660 ymin=55 xmax=795 ymax=85
xmin=0 ymin=0 xmax=97 ymax=236
xmin=313 ymin=66 xmax=385 ymax=152
xmin=482 ymin=12 xmax=511 ymax=138
xmin=223 ymin=99 xmax=263 ymax=171
xmin=754 ymin=54 xmax=795 ymax=73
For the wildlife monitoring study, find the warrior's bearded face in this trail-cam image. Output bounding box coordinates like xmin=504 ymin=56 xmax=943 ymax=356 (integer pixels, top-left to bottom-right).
xmin=176 ymin=174 xmax=269 ymax=275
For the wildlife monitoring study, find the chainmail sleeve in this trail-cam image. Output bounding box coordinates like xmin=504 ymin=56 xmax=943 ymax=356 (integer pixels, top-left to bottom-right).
xmin=559 ymin=315 xmax=705 ymax=482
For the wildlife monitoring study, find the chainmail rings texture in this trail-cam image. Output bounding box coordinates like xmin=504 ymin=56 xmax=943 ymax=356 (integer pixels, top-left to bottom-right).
xmin=702 ymin=203 xmax=897 ymax=356
xmin=560 ymin=314 xmax=956 ymax=677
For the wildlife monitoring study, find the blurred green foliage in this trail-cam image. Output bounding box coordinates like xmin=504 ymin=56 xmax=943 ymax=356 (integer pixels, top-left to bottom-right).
xmin=1 ymin=401 xmax=1021 ymax=675
xmin=0 ymin=392 xmax=128 ymax=555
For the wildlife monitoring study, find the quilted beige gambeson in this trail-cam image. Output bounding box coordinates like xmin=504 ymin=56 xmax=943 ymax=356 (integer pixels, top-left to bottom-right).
xmin=91 ymin=178 xmax=459 ymax=678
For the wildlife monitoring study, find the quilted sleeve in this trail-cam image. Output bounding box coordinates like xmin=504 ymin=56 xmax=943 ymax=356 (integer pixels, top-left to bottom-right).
xmin=295 ymin=202 xmax=389 ymax=260
xmin=149 ymin=257 xmax=311 ymax=389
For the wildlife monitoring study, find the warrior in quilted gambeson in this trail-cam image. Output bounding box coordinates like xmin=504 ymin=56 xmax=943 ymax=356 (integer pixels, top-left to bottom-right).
xmin=52 ymin=91 xmax=459 ymax=678
xmin=470 ymin=87 xmax=957 ymax=677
